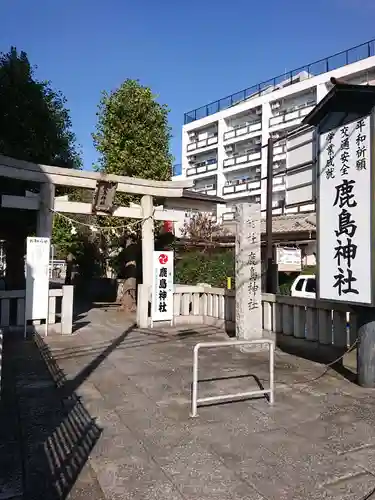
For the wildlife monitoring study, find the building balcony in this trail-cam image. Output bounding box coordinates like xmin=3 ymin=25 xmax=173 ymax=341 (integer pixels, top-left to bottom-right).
xmin=223 ymin=119 xmax=262 ymax=142
xmin=272 ymin=175 xmax=285 ymax=190
xmin=269 ymin=102 xmax=316 ymax=128
xmin=191 ymin=184 xmax=217 ymax=196
xmin=273 ymin=143 xmax=286 ymax=156
xmin=186 ymin=135 xmax=218 ymax=153
xmin=223 ymin=178 xmax=261 ymax=196
xmin=223 ymin=149 xmax=262 ymax=169
xmin=186 ymin=158 xmax=218 ymax=177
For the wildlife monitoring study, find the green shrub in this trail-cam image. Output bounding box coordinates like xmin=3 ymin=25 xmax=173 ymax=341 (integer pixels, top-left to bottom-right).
xmin=175 ymin=249 xmax=234 ymax=288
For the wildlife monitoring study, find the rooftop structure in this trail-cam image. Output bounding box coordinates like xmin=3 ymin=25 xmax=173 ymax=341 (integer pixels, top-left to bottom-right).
xmin=175 ymin=39 xmax=375 ymax=221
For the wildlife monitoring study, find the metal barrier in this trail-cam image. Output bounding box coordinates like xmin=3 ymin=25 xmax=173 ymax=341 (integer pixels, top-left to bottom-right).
xmin=191 ymin=339 xmax=275 ymax=417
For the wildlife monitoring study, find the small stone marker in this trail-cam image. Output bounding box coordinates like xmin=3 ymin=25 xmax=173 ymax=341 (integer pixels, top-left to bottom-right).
xmin=235 ymin=203 xmax=263 ymax=342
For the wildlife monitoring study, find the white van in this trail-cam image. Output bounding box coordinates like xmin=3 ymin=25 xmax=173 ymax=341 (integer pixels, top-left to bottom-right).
xmin=290 ymin=274 xmax=316 ymax=299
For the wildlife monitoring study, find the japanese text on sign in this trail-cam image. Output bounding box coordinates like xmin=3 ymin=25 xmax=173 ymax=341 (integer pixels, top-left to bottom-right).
xmin=318 ymin=116 xmax=372 ymax=304
xmin=151 ymin=251 xmax=174 ymax=322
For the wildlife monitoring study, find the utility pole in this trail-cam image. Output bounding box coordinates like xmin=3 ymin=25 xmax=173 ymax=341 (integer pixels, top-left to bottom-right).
xmin=265 ymin=137 xmax=276 ymax=293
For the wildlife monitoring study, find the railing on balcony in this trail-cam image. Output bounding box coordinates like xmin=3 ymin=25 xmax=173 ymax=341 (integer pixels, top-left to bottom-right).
xmin=186 ymin=158 xmax=218 ymax=176
xmin=187 ymin=135 xmax=218 ymax=152
xmin=224 ymin=120 xmax=262 ymax=141
xmin=192 ymin=186 xmax=217 ymax=196
xmin=184 ymin=38 xmax=375 ymax=124
xmin=269 ymin=102 xmax=316 ymax=127
xmin=222 ymin=179 xmax=261 ymax=196
xmin=223 ymin=149 xmax=261 ymax=168
xmin=273 ymin=175 xmax=285 ymax=187
xmin=273 ymin=143 xmax=287 ymax=156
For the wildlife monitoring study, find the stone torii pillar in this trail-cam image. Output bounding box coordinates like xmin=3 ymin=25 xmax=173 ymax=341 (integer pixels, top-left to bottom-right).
xmin=138 ymin=194 xmax=155 ymax=328
xmin=37 ymin=183 xmax=55 ymax=238
xmin=141 ymin=194 xmax=154 ymax=287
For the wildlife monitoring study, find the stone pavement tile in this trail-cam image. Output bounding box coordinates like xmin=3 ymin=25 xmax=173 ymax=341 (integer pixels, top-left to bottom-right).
xmin=127 ymin=373 xmax=190 ymax=405
xmin=67 ymin=461 xmax=106 ymax=500
xmin=91 ymin=425 xmax=148 ymax=463
xmin=83 ymin=402 xmax=124 ymax=435
xmin=249 ymin=390 xmax=326 ymax=428
xmin=191 ymin=400 xmax=283 ymax=433
xmin=241 ymin=427 xmax=324 ymax=463
xmin=341 ymin=444 xmax=375 ymax=474
xmin=153 ymin=440 xmax=268 ymax=500
xmin=288 ymin=410 xmax=375 ymax=456
xmin=75 ymin=382 xmax=105 ymax=402
xmin=288 ymin=468 xmax=375 ymax=500
xmin=91 ymin=456 xmax=183 ymax=500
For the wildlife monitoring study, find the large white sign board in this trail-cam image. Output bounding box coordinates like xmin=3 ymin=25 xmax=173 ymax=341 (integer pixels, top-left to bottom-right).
xmin=318 ymin=115 xmax=373 ymax=304
xmin=151 ymin=251 xmax=174 ymax=323
xmin=25 ymin=237 xmax=50 ymax=320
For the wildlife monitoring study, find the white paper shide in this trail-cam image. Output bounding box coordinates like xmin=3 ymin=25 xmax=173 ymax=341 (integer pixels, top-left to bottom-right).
xmin=151 ymin=251 xmax=174 ymax=322
xmin=25 ymin=237 xmax=51 ymax=320
xmin=318 ymin=115 xmax=372 ymax=304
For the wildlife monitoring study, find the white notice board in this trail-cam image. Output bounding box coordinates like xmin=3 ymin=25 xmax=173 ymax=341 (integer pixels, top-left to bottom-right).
xmin=151 ymin=251 xmax=174 ymax=323
xmin=318 ymin=115 xmax=372 ymax=305
xmin=25 ymin=237 xmax=50 ymax=321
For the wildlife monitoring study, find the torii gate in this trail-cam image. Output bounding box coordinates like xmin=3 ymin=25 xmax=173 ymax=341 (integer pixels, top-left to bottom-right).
xmin=0 ymin=154 xmax=223 ymax=328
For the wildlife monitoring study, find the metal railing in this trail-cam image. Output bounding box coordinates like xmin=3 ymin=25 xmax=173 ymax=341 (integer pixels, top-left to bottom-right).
xmin=223 ymin=120 xmax=262 ymax=141
xmin=269 ymin=103 xmax=316 ymax=127
xmin=186 ymin=160 xmax=218 ymax=177
xmin=184 ymin=38 xmax=375 ymax=124
xmin=191 ymin=339 xmax=275 ymax=417
xmin=187 ymin=135 xmax=218 ymax=152
xmin=223 ymin=149 xmax=262 ymax=168
xmin=222 ymin=179 xmax=261 ymax=195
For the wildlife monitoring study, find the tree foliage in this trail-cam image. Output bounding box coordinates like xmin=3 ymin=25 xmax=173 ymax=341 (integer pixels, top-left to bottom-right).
xmin=180 ymin=212 xmax=224 ymax=242
xmin=93 ymin=79 xmax=172 ymax=181
xmin=175 ymin=250 xmax=234 ymax=288
xmin=0 ymin=47 xmax=83 ymax=262
xmin=0 ymin=47 xmax=81 ymax=169
xmin=92 ymin=79 xmax=174 ymax=310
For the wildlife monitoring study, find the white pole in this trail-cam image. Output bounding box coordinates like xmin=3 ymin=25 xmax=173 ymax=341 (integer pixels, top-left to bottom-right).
xmin=269 ymin=341 xmax=275 ymax=405
xmin=191 ymin=344 xmax=199 ymax=417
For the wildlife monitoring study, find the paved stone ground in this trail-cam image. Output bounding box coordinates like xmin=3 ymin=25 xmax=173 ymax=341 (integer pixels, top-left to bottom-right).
xmin=2 ymin=306 xmax=375 ymax=500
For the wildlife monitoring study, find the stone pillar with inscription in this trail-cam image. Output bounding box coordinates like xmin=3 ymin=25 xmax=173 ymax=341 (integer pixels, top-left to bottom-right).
xmin=235 ymin=203 xmax=262 ymax=341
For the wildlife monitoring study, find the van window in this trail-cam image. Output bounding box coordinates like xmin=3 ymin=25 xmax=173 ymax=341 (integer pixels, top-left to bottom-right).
xmin=295 ymin=278 xmax=304 ymax=291
xmin=305 ymin=278 xmax=316 ymax=293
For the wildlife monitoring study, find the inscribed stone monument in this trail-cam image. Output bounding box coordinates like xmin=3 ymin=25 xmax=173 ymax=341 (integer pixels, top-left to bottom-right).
xmin=235 ymin=203 xmax=262 ymax=340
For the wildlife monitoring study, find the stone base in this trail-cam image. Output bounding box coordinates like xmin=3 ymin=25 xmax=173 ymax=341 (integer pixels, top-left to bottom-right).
xmin=238 ymin=342 xmax=271 ymax=353
xmin=236 ymin=331 xmax=275 ymax=353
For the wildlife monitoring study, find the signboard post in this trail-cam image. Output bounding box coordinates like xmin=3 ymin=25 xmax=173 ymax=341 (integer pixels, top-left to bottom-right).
xmin=25 ymin=237 xmax=51 ymax=338
xmin=302 ymin=80 xmax=375 ymax=388
xmin=276 ymin=247 xmax=302 ymax=272
xmin=151 ymin=251 xmax=174 ymax=326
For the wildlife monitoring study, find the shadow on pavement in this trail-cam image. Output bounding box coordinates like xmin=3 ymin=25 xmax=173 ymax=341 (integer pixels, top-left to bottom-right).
xmin=0 ymin=331 xmax=102 ymax=500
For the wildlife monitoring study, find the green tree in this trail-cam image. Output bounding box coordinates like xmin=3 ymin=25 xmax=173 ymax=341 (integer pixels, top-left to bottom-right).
xmin=93 ymin=79 xmax=173 ymax=311
xmin=0 ymin=46 xmax=81 ymax=169
xmin=0 ymin=47 xmax=82 ymax=285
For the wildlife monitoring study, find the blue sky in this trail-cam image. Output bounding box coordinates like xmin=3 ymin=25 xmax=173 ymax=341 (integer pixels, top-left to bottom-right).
xmin=1 ymin=0 xmax=375 ymax=171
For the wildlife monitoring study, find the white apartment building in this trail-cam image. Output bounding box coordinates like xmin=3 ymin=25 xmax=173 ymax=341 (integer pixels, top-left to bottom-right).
xmin=174 ymin=39 xmax=375 ymax=222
